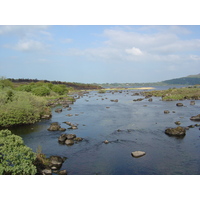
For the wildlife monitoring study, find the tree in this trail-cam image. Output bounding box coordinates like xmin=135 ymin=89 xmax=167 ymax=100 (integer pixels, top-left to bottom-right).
xmin=0 ymin=129 xmax=37 ymax=175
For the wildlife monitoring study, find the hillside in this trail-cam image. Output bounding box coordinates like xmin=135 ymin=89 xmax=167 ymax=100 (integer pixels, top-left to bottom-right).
xmin=162 ymin=74 xmax=200 ymax=85
xmin=99 ymin=73 xmax=200 ymax=88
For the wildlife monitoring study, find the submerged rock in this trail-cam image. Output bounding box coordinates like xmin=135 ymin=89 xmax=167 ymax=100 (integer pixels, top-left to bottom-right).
xmin=165 ymin=126 xmax=186 ymax=137
xmin=131 ymin=151 xmax=146 ymax=158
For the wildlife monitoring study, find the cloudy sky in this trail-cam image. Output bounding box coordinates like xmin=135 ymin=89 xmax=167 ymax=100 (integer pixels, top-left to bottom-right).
xmin=0 ymin=25 xmax=200 ymax=83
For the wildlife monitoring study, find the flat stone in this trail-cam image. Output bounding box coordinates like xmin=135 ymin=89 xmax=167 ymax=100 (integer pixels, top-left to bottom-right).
xmin=131 ymin=151 xmax=146 ymax=158
xmin=65 ymin=139 xmax=74 ymax=145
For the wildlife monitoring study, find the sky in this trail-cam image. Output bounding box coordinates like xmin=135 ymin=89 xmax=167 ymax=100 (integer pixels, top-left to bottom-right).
xmin=1 ymin=25 xmax=200 ymax=83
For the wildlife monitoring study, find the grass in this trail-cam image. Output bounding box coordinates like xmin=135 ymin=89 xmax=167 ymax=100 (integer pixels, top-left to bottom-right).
xmin=143 ymin=86 xmax=200 ymax=101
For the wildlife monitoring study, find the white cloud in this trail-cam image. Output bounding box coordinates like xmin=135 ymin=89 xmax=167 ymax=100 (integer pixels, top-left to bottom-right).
xmin=0 ymin=25 xmax=49 ymax=38
xmin=125 ymin=47 xmax=143 ymax=56
xmin=12 ymin=40 xmax=47 ymax=52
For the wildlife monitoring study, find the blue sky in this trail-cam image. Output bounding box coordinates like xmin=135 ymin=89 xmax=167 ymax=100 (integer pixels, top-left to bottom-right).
xmin=1 ymin=25 xmax=200 ymax=83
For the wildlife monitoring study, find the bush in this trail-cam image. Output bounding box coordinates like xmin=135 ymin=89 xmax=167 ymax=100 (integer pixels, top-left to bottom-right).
xmin=52 ymin=84 xmax=68 ymax=95
xmin=0 ymin=78 xmax=14 ymax=89
xmin=17 ymin=84 xmax=32 ymax=92
xmin=0 ymin=89 xmax=50 ymax=127
xmin=98 ymin=89 xmax=106 ymax=93
xmin=0 ymin=129 xmax=37 ymax=175
xmin=32 ymin=86 xmax=50 ymax=96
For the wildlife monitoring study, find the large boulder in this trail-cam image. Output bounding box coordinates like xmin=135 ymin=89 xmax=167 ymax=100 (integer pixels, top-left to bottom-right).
xmin=131 ymin=151 xmax=146 ymax=158
xmin=47 ymin=122 xmax=66 ymax=131
xmin=165 ymin=126 xmax=186 ymax=136
xmin=47 ymin=122 xmax=61 ymax=131
xmin=49 ymin=156 xmax=65 ymax=170
xmin=190 ymin=114 xmax=200 ymax=121
xmin=58 ymin=134 xmax=68 ymax=144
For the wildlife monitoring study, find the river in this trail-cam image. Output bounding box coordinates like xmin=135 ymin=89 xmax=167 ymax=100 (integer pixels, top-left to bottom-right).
xmin=10 ymin=86 xmax=200 ymax=175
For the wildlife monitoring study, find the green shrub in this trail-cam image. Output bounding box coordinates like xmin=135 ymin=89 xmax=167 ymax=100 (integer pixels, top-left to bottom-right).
xmin=17 ymin=84 xmax=32 ymax=92
xmin=0 ymin=78 xmax=14 ymax=89
xmin=98 ymin=89 xmax=106 ymax=93
xmin=31 ymin=86 xmax=50 ymax=96
xmin=0 ymin=90 xmax=50 ymax=127
xmin=0 ymin=129 xmax=37 ymax=175
xmin=52 ymin=84 xmax=68 ymax=95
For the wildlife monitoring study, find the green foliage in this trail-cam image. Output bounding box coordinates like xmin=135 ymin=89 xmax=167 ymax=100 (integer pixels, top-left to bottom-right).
xmin=98 ymin=89 xmax=106 ymax=93
xmin=144 ymin=87 xmax=200 ymax=101
xmin=52 ymin=84 xmax=68 ymax=95
xmin=31 ymin=86 xmax=50 ymax=96
xmin=0 ymin=78 xmax=14 ymax=89
xmin=16 ymin=82 xmax=69 ymax=96
xmin=0 ymin=89 xmax=50 ymax=127
xmin=0 ymin=129 xmax=37 ymax=175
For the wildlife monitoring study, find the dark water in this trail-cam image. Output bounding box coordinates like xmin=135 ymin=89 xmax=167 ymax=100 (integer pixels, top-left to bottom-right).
xmin=9 ymin=87 xmax=200 ymax=175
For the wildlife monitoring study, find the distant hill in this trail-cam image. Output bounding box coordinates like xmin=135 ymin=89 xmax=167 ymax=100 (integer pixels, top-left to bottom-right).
xmin=99 ymin=73 xmax=200 ymax=88
xmin=162 ymin=74 xmax=200 ymax=85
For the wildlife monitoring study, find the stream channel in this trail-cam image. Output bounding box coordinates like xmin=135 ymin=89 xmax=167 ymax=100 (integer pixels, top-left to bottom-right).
xmin=10 ymin=86 xmax=200 ymax=175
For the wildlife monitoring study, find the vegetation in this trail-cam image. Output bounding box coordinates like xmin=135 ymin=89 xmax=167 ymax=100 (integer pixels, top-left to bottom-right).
xmin=16 ymin=81 xmax=69 ymax=96
xmin=0 ymin=78 xmax=51 ymax=127
xmin=143 ymin=86 xmax=200 ymax=101
xmin=9 ymin=78 xmax=102 ymax=90
xmin=0 ymin=129 xmax=37 ymax=175
xmin=98 ymin=89 xmax=106 ymax=93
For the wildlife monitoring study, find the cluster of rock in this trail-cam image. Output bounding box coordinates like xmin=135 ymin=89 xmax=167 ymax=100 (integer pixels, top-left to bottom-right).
xmin=58 ymin=133 xmax=83 ymax=145
xmin=36 ymin=155 xmax=67 ymax=175
xmin=63 ymin=121 xmax=78 ymax=129
xmin=47 ymin=97 xmax=75 ymax=108
xmin=47 ymin=122 xmax=66 ymax=131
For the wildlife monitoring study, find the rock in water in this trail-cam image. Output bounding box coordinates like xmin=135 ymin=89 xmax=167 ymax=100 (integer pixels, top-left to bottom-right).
xmin=176 ymin=103 xmax=184 ymax=107
xmin=131 ymin=151 xmax=146 ymax=158
xmin=65 ymin=139 xmax=74 ymax=145
xmin=47 ymin=122 xmax=61 ymax=131
xmin=165 ymin=126 xmax=186 ymax=136
xmin=190 ymin=114 xmax=200 ymax=121
xmin=104 ymin=140 xmax=109 ymax=144
xmin=164 ymin=110 xmax=170 ymax=114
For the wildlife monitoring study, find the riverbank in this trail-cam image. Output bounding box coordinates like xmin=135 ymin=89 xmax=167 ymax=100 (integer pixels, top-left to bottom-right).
xmin=143 ymin=86 xmax=200 ymax=100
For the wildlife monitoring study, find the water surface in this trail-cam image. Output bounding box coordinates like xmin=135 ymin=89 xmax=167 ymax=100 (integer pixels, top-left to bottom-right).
xmin=10 ymin=87 xmax=200 ymax=175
